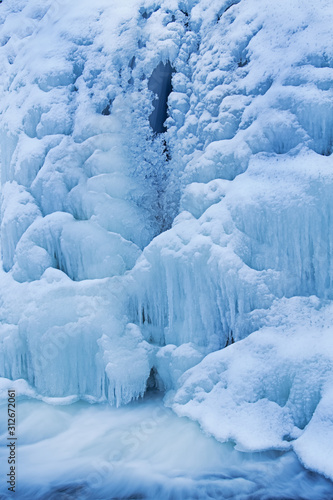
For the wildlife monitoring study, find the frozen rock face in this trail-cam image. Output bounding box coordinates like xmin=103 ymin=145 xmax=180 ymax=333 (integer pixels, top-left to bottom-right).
xmin=0 ymin=0 xmax=333 ymax=481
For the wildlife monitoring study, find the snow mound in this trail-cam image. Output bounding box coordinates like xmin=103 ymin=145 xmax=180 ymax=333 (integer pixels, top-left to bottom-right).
xmin=171 ymin=297 xmax=333 ymax=480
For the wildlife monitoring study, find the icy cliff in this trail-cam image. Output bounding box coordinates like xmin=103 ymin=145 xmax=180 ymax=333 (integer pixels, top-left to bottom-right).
xmin=0 ymin=0 xmax=333 ymax=482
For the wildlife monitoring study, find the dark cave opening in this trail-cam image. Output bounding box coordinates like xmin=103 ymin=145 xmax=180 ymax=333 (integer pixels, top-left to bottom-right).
xmin=148 ymin=61 xmax=174 ymax=134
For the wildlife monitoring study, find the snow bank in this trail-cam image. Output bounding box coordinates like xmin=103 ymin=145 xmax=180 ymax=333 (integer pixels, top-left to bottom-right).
xmin=170 ymin=297 xmax=333 ymax=479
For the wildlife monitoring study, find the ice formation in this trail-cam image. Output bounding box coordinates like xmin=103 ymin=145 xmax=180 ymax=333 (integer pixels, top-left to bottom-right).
xmin=0 ymin=0 xmax=333 ymax=486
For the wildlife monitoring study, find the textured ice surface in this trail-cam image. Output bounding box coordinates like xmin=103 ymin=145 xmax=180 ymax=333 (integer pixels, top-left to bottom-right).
xmin=0 ymin=267 xmax=152 ymax=407
xmin=0 ymin=0 xmax=333 ymax=485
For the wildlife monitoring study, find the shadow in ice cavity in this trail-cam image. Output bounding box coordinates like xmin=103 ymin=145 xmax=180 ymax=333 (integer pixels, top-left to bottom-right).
xmin=148 ymin=61 xmax=174 ymax=134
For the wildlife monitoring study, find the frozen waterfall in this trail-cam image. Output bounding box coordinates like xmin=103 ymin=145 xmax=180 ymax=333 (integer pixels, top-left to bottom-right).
xmin=0 ymin=0 xmax=333 ymax=496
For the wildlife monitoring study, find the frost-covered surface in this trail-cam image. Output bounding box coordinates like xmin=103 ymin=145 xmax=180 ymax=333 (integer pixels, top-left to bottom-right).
xmin=0 ymin=0 xmax=333 ymax=487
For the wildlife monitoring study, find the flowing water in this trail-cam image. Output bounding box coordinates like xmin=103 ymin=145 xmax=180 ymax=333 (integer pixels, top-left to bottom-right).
xmin=0 ymin=394 xmax=332 ymax=500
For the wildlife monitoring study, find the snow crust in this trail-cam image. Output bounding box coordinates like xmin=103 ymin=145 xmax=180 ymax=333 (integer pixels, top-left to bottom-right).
xmin=0 ymin=0 xmax=333 ymax=484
